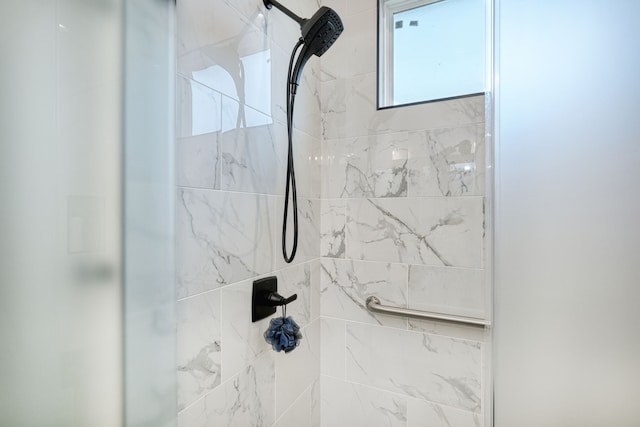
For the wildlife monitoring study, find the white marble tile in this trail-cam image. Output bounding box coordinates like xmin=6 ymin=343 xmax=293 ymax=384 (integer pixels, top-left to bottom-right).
xmin=277 ymin=262 xmax=314 ymax=328
xmin=293 ymin=58 xmax=322 ymax=139
xmin=346 ymin=197 xmax=484 ymax=268
xmin=177 ymin=76 xmax=222 ymax=139
xmin=177 ymin=354 xmax=276 ymax=427
xmin=320 ymin=317 xmax=345 ymax=378
xmin=311 ymin=378 xmax=321 ymax=427
xmin=407 ymin=124 xmax=486 ymax=197
xmin=345 ymin=323 xmax=483 ymax=412
xmin=348 ymin=8 xmax=377 ymax=77
xmin=176 ymin=188 xmax=275 ymax=298
xmin=407 ymin=318 xmax=488 ymax=343
xmin=347 ymin=0 xmax=375 ymax=15
xmin=321 ymin=74 xmax=485 ymax=139
xmin=293 ymin=128 xmax=322 ymax=199
xmin=275 ymin=319 xmax=321 ymax=418
xmin=320 ymin=199 xmax=346 ymax=258
xmin=220 ymin=99 xmax=285 ymax=195
xmin=221 ymin=93 xmax=272 ymax=134
xmin=273 ymin=384 xmax=313 ymax=427
xmin=220 ymin=279 xmax=272 ymax=382
xmin=321 ymin=259 xmax=408 ymax=328
xmin=176 ymin=132 xmax=219 ymax=190
xmin=222 ymin=0 xmax=265 ymax=26
xmin=177 ymin=291 xmax=222 ymax=411
xmin=178 ymin=0 xmax=272 ymax=117
xmin=274 ymin=196 xmax=321 ymax=270
xmin=407 ymin=398 xmax=481 ymax=427
xmin=273 ymin=378 xmax=320 ymax=427
xmin=310 ymin=259 xmax=321 ymax=321
xmin=408 ymin=265 xmax=486 ymax=319
xmin=321 ymin=376 xmax=407 ymax=427
xmin=265 ymin=2 xmax=303 ymax=55
xmin=322 ymin=133 xmax=410 ymax=198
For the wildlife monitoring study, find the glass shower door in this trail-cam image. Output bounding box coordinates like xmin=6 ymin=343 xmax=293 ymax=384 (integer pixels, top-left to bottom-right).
xmin=0 ymin=1 xmax=176 ymax=426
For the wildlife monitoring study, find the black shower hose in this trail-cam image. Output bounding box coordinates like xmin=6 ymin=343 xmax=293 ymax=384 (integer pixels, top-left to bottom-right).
xmin=282 ymin=38 xmax=305 ymax=263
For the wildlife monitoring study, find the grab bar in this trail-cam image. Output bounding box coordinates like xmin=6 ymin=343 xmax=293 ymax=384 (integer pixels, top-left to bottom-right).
xmin=365 ymin=296 xmax=490 ymax=328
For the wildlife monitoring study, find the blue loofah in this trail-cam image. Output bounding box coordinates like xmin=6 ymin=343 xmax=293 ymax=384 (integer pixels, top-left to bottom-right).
xmin=264 ymin=316 xmax=302 ymax=353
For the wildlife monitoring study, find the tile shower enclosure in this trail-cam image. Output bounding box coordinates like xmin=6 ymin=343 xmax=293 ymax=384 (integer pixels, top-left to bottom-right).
xmin=176 ymin=0 xmax=489 ymax=426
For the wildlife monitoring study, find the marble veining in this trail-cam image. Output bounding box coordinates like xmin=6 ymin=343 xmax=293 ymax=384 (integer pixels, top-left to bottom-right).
xmin=322 ymin=133 xmax=410 ymax=198
xmin=346 ymin=197 xmax=484 ymax=268
xmin=320 ymin=199 xmax=346 ymax=258
xmin=320 ymin=259 xmax=408 ymax=328
xmin=219 ymin=105 xmax=285 ymax=195
xmin=220 ymin=280 xmax=271 ymax=382
xmin=275 ymin=320 xmax=321 ymax=418
xmin=177 ymin=291 xmax=222 ymax=411
xmin=177 ymin=354 xmax=276 ymax=427
xmin=345 ymin=323 xmax=482 ymax=413
xmin=278 ymin=261 xmax=314 ymax=327
xmin=321 ymin=376 xmax=407 ymax=427
xmin=176 ymin=188 xmax=274 ymax=298
xmin=176 ymin=132 xmax=220 ymax=190
xmin=407 ymin=124 xmax=485 ymax=197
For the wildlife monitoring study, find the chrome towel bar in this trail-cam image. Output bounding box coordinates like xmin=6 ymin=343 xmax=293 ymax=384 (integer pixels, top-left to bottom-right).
xmin=365 ymin=296 xmax=490 ymax=328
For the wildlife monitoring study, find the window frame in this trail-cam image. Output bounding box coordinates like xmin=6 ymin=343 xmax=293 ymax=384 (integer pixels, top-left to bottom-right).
xmin=377 ymin=0 xmax=486 ymax=109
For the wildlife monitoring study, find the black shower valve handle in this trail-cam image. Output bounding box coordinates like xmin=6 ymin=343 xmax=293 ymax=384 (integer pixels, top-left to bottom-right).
xmin=264 ymin=291 xmax=298 ymax=306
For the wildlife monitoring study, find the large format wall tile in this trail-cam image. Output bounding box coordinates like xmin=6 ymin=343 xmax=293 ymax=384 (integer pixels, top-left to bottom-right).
xmin=320 ymin=259 xmax=408 ymax=328
xmin=320 ymin=317 xmax=346 ymax=378
xmin=345 ymin=323 xmax=482 ymax=413
xmin=408 ymin=265 xmax=486 ymax=319
xmin=407 ymin=398 xmax=481 ymax=427
xmin=220 ymin=98 xmax=285 ymax=195
xmin=177 ymin=132 xmax=220 ymax=190
xmin=321 ymin=376 xmax=407 ymax=427
xmin=277 ymin=261 xmax=316 ymax=328
xmin=176 ymin=188 xmax=275 ymax=298
xmin=274 ymin=196 xmax=321 ymax=270
xmin=321 ymin=74 xmax=484 ymax=140
xmin=178 ymin=354 xmax=276 ymax=427
xmin=320 ymin=199 xmax=346 ymax=258
xmin=177 ymin=291 xmax=222 ymax=411
xmin=273 ymin=380 xmax=320 ymax=427
xmin=346 ymin=197 xmax=484 ymax=268
xmin=177 ymin=76 xmax=222 ymax=139
xmin=220 ymin=279 xmax=271 ymax=382
xmin=407 ymin=124 xmax=486 ymax=197
xmin=275 ymin=319 xmax=320 ymax=418
xmin=322 ymin=133 xmax=410 ymax=198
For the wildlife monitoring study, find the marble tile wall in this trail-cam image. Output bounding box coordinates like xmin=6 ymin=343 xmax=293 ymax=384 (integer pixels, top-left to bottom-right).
xmin=176 ymin=0 xmax=322 ymax=425
xmin=318 ymin=0 xmax=489 ymax=426
xmin=176 ymin=0 xmax=490 ymax=425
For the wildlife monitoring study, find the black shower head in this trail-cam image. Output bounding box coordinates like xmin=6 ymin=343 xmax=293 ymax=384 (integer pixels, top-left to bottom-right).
xmin=291 ymin=6 xmax=343 ymax=90
xmin=263 ymin=0 xmax=343 ymax=91
xmin=300 ymin=6 xmax=344 ymax=58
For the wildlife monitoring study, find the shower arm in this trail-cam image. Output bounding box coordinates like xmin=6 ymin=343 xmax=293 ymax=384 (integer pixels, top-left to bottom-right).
xmin=263 ymin=0 xmax=306 ymax=26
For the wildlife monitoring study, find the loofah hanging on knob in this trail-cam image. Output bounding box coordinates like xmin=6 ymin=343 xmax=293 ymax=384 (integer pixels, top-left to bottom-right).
xmin=264 ymin=306 xmax=302 ymax=353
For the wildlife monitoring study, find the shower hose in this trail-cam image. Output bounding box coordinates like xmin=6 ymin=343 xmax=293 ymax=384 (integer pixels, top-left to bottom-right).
xmin=282 ymin=38 xmax=305 ymax=263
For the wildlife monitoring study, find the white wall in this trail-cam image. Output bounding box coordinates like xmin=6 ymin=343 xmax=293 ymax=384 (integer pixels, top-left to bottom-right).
xmin=494 ymin=0 xmax=640 ymax=425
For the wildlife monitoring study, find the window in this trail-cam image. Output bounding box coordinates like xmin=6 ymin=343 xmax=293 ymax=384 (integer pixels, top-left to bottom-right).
xmin=378 ymin=0 xmax=486 ymax=108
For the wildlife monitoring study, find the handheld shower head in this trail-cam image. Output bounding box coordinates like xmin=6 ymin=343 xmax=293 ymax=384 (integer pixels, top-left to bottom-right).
xmin=291 ymin=7 xmax=344 ymax=90
xmin=263 ymin=0 xmax=344 ymax=91
xmin=263 ymin=0 xmax=344 ymax=263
